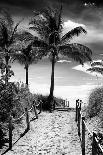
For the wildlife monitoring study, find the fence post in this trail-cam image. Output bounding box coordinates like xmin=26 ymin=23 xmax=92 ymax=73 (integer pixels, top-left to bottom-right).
xmin=92 ymin=132 xmax=97 ymax=155
xmin=75 ymin=100 xmax=78 ymax=122
xmin=33 ymin=102 xmax=38 ymax=119
xmin=40 ymin=101 xmax=42 ymax=113
xmin=53 ymin=100 xmax=55 ymax=110
xmin=78 ymin=107 xmax=81 ymax=137
xmin=25 ymin=108 xmax=30 ymax=131
xmin=79 ymin=100 xmax=82 ymax=111
xmin=82 ymin=117 xmax=85 ymax=155
xmin=9 ymin=115 xmax=13 ymax=149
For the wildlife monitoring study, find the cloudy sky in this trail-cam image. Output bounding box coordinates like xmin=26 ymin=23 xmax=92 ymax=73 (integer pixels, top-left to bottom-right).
xmin=1 ymin=0 xmax=103 ymax=105
xmin=0 ymin=0 xmax=103 ymax=58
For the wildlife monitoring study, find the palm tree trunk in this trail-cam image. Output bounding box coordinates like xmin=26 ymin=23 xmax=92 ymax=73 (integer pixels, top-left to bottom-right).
xmin=25 ymin=64 xmax=28 ymax=86
xmin=48 ymin=54 xmax=55 ymax=111
xmin=50 ymin=56 xmax=55 ymax=98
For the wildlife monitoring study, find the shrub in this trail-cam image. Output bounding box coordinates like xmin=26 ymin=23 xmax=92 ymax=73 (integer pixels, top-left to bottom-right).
xmin=34 ymin=94 xmax=50 ymax=111
xmin=34 ymin=94 xmax=64 ymax=111
xmin=0 ymin=124 xmax=8 ymax=149
xmin=0 ymin=82 xmax=17 ymax=122
xmin=0 ymin=81 xmax=33 ymax=122
xmin=86 ymin=86 xmax=103 ymax=118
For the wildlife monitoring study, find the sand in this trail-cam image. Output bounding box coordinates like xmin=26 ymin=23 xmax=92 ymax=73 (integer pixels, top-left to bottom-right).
xmin=5 ymin=111 xmax=82 ymax=155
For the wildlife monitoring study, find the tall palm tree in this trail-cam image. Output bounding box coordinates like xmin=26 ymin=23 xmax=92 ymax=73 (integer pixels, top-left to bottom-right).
xmin=29 ymin=5 xmax=92 ymax=110
xmin=0 ymin=9 xmax=21 ymax=84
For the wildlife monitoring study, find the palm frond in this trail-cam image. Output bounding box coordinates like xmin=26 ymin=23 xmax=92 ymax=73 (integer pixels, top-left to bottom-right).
xmin=9 ymin=20 xmax=22 ymax=45
xmin=29 ymin=6 xmax=62 ymax=42
xmin=11 ymin=43 xmax=33 ymax=65
xmin=56 ymin=4 xmax=63 ymax=32
xmin=32 ymin=39 xmax=48 ymax=48
xmin=0 ymin=22 xmax=9 ymax=47
xmin=59 ymin=43 xmax=92 ymax=65
xmin=0 ymin=8 xmax=13 ymax=31
xmin=13 ymin=30 xmax=35 ymax=44
xmin=87 ymin=67 xmax=103 ymax=74
xmin=73 ymin=43 xmax=92 ymax=61
xmin=29 ymin=17 xmax=49 ymax=41
xmin=61 ymin=26 xmax=87 ymax=43
xmin=29 ymin=6 xmax=92 ymax=66
xmin=41 ymin=7 xmax=54 ymax=21
xmin=11 ymin=40 xmax=46 ymax=66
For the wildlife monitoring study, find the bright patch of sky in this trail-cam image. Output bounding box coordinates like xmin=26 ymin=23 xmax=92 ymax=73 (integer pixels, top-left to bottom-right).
xmin=63 ymin=20 xmax=85 ymax=30
xmin=57 ymin=60 xmax=71 ymax=63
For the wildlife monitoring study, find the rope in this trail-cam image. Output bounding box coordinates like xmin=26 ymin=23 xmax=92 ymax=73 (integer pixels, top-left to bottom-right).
xmin=77 ymin=100 xmax=92 ymax=137
xmin=83 ymin=120 xmax=93 ymax=137
xmin=28 ymin=105 xmax=34 ymax=112
xmin=95 ymin=136 xmax=103 ymax=153
xmin=12 ymin=112 xmax=25 ymax=122
xmin=35 ymin=102 xmax=41 ymax=107
xmin=77 ymin=99 xmax=103 ymax=153
xmin=13 ymin=104 xmax=34 ymax=122
xmin=12 ymin=99 xmax=41 ymax=122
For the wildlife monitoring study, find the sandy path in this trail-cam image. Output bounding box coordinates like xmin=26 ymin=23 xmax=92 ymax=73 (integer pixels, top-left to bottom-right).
xmin=5 ymin=111 xmax=82 ymax=155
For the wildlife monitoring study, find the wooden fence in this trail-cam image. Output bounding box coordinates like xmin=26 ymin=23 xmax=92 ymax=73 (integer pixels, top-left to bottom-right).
xmin=2 ymin=100 xmax=42 ymax=155
xmin=75 ymin=99 xmax=103 ymax=155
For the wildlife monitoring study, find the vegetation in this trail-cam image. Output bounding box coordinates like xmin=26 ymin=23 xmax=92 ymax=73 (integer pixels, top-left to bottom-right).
xmin=0 ymin=81 xmax=33 ymax=122
xmin=29 ymin=5 xmax=92 ymax=110
xmin=35 ymin=94 xmax=64 ymax=111
xmin=0 ymin=9 xmax=21 ymax=84
xmin=12 ymin=31 xmax=46 ymax=86
xmin=0 ymin=124 xmax=8 ymax=149
xmin=86 ymin=86 xmax=103 ymax=119
xmin=0 ymin=6 xmax=93 ymax=149
xmin=87 ymin=60 xmax=103 ymax=75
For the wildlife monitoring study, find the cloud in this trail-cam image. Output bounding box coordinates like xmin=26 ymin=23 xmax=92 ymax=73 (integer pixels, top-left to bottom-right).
xmin=62 ymin=19 xmax=103 ymax=57
xmin=64 ymin=20 xmax=85 ymax=29
xmin=57 ymin=60 xmax=71 ymax=63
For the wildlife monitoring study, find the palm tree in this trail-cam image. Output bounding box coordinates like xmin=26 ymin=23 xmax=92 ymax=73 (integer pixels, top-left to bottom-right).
xmin=0 ymin=9 xmax=21 ymax=84
xmin=12 ymin=39 xmax=45 ymax=86
xmin=29 ymin=5 xmax=92 ymax=110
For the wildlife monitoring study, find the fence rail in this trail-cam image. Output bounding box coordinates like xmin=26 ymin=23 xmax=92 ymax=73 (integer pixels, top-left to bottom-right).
xmin=75 ymin=99 xmax=103 ymax=155
xmin=1 ymin=100 xmax=42 ymax=155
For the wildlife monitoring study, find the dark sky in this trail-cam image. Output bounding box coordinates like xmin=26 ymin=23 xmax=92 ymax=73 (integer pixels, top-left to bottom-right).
xmin=0 ymin=0 xmax=103 ymax=17
xmin=1 ymin=0 xmax=103 ymax=59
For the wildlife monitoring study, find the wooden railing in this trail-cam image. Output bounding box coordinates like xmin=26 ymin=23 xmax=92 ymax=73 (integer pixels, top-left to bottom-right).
xmin=75 ymin=99 xmax=103 ymax=155
xmin=1 ymin=100 xmax=42 ymax=155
